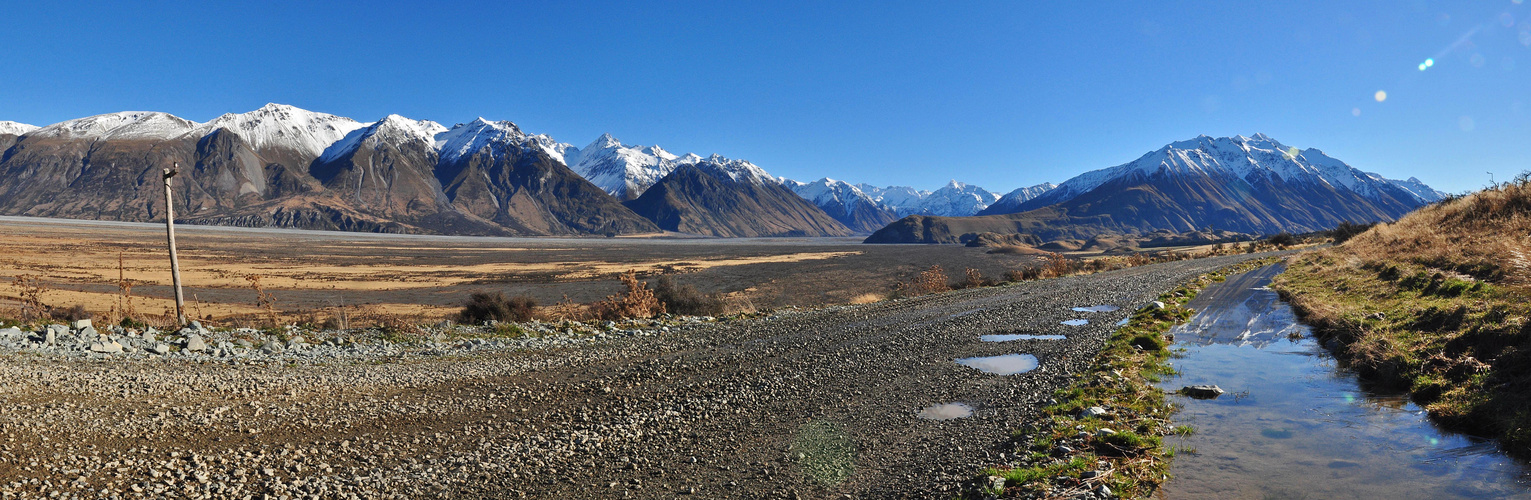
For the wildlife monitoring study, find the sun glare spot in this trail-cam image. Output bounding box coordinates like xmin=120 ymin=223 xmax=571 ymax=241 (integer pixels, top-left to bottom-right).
xmin=1374 ymin=90 xmax=1388 ymax=102
xmin=1351 ymin=107 xmax=1362 ymax=117
xmin=1284 ymin=147 xmax=1300 ymax=159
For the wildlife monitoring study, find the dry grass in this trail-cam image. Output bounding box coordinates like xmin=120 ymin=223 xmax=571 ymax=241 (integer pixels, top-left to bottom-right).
xmin=849 ymin=293 xmax=883 ymax=305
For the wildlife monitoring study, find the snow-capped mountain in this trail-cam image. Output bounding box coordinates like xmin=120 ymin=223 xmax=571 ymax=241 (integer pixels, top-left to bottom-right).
xmin=1010 ymin=134 xmax=1442 ymax=214
xmin=30 ymin=111 xmax=196 ymax=141
xmin=571 ymin=134 xmax=688 ymax=201
xmin=869 ymin=134 xmax=1444 ymax=243
xmin=854 ymin=184 xmax=930 ymax=215
xmin=625 ymin=160 xmax=851 ymax=237
xmin=977 ymin=182 xmax=1057 ymax=216
xmin=318 ymin=114 xmax=447 ymax=164
xmin=915 ymin=180 xmax=1000 ymax=217
xmin=0 ymin=121 xmax=39 ymax=136
xmin=196 ymin=103 xmax=368 ymax=159
xmin=781 ymin=178 xmax=899 ymax=233
xmin=568 ymin=134 xmax=777 ymax=201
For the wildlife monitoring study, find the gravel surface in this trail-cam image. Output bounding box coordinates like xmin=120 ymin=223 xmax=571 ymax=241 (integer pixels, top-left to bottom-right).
xmin=0 ymin=253 xmax=1267 ymax=499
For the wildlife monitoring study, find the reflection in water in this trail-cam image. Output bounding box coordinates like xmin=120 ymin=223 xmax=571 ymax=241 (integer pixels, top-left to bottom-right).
xmin=1060 ymin=319 xmax=1089 ymax=326
xmin=917 ymin=402 xmax=974 ymax=420
xmin=955 ymin=354 xmax=1039 ymax=375
xmin=1162 ymin=265 xmax=1531 ymax=499
xmin=1072 ymin=305 xmax=1120 ymax=313
xmin=981 ymin=334 xmax=1065 ymax=341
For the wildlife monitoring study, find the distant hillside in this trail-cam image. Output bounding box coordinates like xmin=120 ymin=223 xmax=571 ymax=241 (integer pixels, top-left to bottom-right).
xmin=626 ymin=162 xmax=853 ymax=238
xmin=781 ymin=178 xmax=899 ymax=233
xmin=867 ymin=134 xmax=1443 ymax=243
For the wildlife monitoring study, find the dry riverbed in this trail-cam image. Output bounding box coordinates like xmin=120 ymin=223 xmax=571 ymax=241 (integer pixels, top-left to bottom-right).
xmin=0 ymin=253 xmax=1268 ymax=499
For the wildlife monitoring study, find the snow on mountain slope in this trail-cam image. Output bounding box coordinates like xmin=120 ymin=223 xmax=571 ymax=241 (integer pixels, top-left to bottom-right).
xmin=317 ymin=114 xmax=447 ymax=163
xmin=977 ymin=182 xmax=1057 ymax=215
xmin=692 ymin=154 xmax=776 ymax=185
xmin=0 ymin=121 xmax=38 ymax=136
xmin=570 ymin=134 xmax=775 ymax=200
xmin=1388 ymin=177 xmax=1449 ymax=203
xmin=571 ymin=134 xmax=685 ymax=200
xmin=30 ymin=111 xmax=197 ymax=141
xmin=434 ymin=118 xmax=529 ymax=163
xmin=783 ymin=178 xmax=878 ymax=218
xmin=854 ymin=184 xmax=930 ymax=215
xmin=914 ymin=180 xmax=1000 ymax=216
xmin=1015 ymin=134 xmax=1444 ymax=212
xmin=196 ymin=103 xmax=368 ymax=158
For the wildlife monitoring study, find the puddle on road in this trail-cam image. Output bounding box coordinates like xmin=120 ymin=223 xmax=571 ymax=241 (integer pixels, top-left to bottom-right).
xmin=1071 ymin=305 xmax=1120 ymax=313
xmin=1060 ymin=319 xmax=1089 ymax=326
xmin=1161 ymin=264 xmax=1531 ymax=498
xmin=917 ymin=403 xmax=974 ymax=420
xmin=955 ymin=354 xmax=1039 ymax=375
xmin=981 ymin=334 xmax=1065 ymax=341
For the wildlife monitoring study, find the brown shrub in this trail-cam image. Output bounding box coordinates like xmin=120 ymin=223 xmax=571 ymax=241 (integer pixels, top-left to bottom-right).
xmin=50 ymin=304 xmax=91 ymax=322
xmin=1040 ymin=252 xmax=1073 ymax=278
xmin=458 ymin=291 xmax=537 ymax=324
xmin=912 ymin=265 xmax=951 ymax=294
xmin=650 ymin=275 xmax=726 ymax=316
xmin=962 ymin=268 xmax=989 ymax=289
xmin=594 ymin=271 xmax=666 ymax=320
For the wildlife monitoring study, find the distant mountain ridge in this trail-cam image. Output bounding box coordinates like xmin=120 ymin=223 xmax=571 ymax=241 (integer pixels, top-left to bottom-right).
xmin=867 ymin=134 xmax=1446 ymax=244
xmin=0 ymin=108 xmax=1445 ymax=241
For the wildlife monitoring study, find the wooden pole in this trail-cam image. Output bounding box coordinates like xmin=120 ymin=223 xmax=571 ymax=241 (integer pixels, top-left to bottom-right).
xmin=164 ymin=163 xmax=187 ymax=327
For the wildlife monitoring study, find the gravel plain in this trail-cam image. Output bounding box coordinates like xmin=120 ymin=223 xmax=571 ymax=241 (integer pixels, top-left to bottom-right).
xmin=0 ymin=253 xmax=1267 ymax=499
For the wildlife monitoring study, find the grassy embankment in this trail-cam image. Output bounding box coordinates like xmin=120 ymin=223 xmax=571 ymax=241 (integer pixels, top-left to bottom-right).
xmin=980 ymin=256 xmax=1278 ymax=498
xmin=1273 ymin=175 xmax=1531 ymax=454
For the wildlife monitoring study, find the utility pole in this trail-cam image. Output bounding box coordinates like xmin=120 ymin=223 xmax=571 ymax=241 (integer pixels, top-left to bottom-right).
xmin=164 ymin=163 xmax=187 ymax=327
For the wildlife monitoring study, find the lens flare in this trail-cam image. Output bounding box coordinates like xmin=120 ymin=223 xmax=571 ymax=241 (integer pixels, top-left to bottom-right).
xmin=1374 ymin=90 xmax=1388 ymax=102
xmin=1352 ymin=107 xmax=1362 ymax=117
xmin=1426 ymin=58 xmax=1434 ymax=67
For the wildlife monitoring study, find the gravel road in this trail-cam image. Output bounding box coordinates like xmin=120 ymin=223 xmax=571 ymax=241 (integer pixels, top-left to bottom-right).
xmin=0 ymin=253 xmax=1267 ymax=499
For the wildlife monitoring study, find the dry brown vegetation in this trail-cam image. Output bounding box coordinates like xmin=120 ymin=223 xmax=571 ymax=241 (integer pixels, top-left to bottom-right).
xmin=1274 ymin=173 xmax=1531 ymax=455
xmin=593 ymin=271 xmax=666 ymax=320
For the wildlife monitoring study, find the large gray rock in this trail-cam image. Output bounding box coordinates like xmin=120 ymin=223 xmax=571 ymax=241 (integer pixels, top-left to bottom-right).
xmin=185 ymin=334 xmax=208 ymax=352
xmin=89 ymin=341 xmax=123 ymax=354
xmin=70 ymin=319 xmax=92 ymax=330
xmin=151 ymin=343 xmax=170 ymax=355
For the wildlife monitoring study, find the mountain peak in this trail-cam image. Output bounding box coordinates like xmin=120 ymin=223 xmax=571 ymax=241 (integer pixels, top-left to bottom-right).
xmin=32 ymin=111 xmax=197 ymax=141
xmin=0 ymin=121 xmax=39 ymax=136
xmin=198 ymin=104 xmax=366 ymax=157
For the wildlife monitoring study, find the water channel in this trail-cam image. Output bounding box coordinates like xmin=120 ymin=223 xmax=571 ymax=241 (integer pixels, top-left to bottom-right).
xmin=1160 ymin=265 xmax=1531 ymax=499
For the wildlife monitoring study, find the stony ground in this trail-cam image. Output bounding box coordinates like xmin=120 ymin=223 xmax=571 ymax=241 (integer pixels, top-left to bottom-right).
xmin=0 ymin=254 xmax=1266 ymax=499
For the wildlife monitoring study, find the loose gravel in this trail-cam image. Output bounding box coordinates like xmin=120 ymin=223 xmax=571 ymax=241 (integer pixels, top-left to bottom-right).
xmin=0 ymin=253 xmax=1267 ymax=499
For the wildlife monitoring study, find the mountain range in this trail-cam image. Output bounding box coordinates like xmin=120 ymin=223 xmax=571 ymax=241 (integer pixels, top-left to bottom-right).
xmin=866 ymin=134 xmax=1447 ymax=243
xmin=0 ymin=106 xmax=1445 ymax=241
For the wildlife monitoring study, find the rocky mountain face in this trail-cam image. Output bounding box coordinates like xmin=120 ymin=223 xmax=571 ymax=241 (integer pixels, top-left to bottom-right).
xmin=0 ymin=106 xmax=657 ymax=236
xmin=781 ymin=178 xmax=899 ymax=233
xmin=626 ymin=162 xmax=853 ymax=238
xmin=867 ymin=134 xmax=1444 ymax=243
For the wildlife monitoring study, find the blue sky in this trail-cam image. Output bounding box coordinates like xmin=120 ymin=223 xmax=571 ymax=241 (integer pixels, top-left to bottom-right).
xmin=1 ymin=1 xmax=1527 ymax=195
